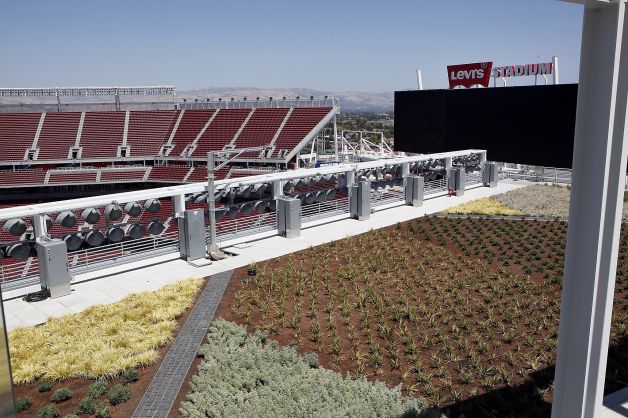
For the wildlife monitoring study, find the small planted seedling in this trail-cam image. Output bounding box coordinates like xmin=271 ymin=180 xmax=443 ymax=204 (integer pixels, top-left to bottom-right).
xmin=37 ymin=377 xmax=53 ymax=393
xmin=77 ymin=397 xmax=97 ymax=415
xmin=51 ymin=387 xmax=73 ymax=403
xmin=88 ymin=381 xmax=109 ymax=399
xmin=16 ymin=396 xmax=33 ymax=413
xmin=95 ymin=402 xmax=110 ymax=418
xmin=37 ymin=405 xmax=59 ymax=418
xmin=108 ymin=384 xmax=131 ymax=405
xmin=121 ymin=368 xmax=139 ymax=384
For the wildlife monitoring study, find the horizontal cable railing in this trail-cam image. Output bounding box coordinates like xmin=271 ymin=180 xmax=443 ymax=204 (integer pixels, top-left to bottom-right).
xmin=370 ymin=187 xmax=405 ymax=207
xmin=302 ymin=197 xmax=350 ymax=223
xmin=493 ymin=162 xmax=628 ymax=189
xmin=0 ymin=258 xmax=40 ymax=292
xmin=465 ymin=172 xmax=483 ymax=186
xmin=211 ymin=211 xmax=278 ymax=243
xmin=424 ymin=178 xmax=448 ymax=195
xmin=68 ymin=230 xmax=180 ymax=275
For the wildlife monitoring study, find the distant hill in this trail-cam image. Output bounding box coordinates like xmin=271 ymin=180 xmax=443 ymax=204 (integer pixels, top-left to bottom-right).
xmin=178 ymin=87 xmax=393 ymax=112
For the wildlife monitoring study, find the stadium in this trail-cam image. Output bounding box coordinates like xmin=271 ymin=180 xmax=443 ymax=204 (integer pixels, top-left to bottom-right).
xmin=0 ymin=1 xmax=627 ymax=417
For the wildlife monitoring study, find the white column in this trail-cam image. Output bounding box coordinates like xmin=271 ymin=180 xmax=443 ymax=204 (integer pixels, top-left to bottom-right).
xmin=172 ymin=194 xmax=186 ymax=218
xmin=552 ymin=2 xmax=628 ymax=418
xmin=32 ymin=214 xmax=48 ymax=241
xmin=272 ymin=179 xmax=283 ymax=200
xmin=333 ymin=114 xmax=338 ymax=162
xmin=478 ymin=151 xmax=487 ymax=169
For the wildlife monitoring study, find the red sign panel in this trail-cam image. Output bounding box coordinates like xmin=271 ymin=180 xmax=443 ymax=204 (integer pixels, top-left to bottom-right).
xmin=447 ymin=62 xmax=493 ymax=89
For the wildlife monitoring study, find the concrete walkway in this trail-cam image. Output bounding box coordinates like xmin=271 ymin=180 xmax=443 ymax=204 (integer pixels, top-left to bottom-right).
xmin=132 ymin=270 xmax=233 ymax=418
xmin=4 ymin=180 xmax=528 ymax=331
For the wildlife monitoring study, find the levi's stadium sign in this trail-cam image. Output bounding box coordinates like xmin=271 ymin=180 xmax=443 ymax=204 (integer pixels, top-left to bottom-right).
xmin=447 ymin=62 xmax=493 ymax=89
xmin=447 ymin=61 xmax=554 ymax=89
xmin=493 ymin=62 xmax=553 ymax=78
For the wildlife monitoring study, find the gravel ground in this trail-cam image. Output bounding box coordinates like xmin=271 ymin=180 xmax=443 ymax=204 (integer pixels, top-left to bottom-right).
xmin=494 ymin=184 xmax=628 ymax=218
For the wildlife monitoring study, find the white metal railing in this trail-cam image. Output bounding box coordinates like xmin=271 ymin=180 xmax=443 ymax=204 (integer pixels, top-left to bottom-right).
xmin=301 ymin=197 xmax=350 ymax=223
xmin=494 ymin=162 xmax=628 ymax=189
xmin=68 ymin=230 xmax=180 ymax=274
xmin=424 ymin=178 xmax=448 ymax=195
xmin=465 ymin=172 xmax=483 ymax=186
xmin=0 ymin=258 xmax=40 ymax=291
xmin=0 ymin=149 xmax=485 ymax=220
xmin=370 ymin=187 xmax=405 ymax=207
xmin=212 ymin=211 xmax=278 ymax=243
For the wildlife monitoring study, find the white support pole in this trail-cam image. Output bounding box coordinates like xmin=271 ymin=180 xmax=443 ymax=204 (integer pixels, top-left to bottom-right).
xmin=552 ymin=55 xmax=560 ymax=85
xmin=172 ymin=194 xmax=186 ymax=218
xmin=479 ymin=151 xmax=487 ymax=167
xmin=416 ymin=69 xmax=423 ymax=90
xmin=32 ymin=214 xmax=47 ymax=241
xmin=552 ymin=2 xmax=628 ymax=418
xmin=380 ymin=133 xmax=385 ymax=158
xmin=272 ymin=179 xmax=283 ymax=200
xmin=346 ymin=168 xmax=356 ymax=190
xmin=333 ymin=114 xmax=338 ymax=162
xmin=401 ymin=162 xmax=410 ymax=178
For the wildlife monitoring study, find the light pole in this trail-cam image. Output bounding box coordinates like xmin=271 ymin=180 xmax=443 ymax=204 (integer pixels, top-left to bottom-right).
xmin=206 ymin=145 xmax=268 ymax=260
xmin=206 ymin=152 xmax=222 ymax=259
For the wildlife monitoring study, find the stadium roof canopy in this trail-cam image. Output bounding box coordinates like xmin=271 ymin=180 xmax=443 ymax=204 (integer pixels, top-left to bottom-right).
xmin=0 ymin=86 xmax=176 ymax=98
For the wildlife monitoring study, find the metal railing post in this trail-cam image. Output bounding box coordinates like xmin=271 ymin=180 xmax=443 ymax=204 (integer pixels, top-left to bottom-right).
xmin=350 ymin=180 xmax=371 ymax=220
xmin=277 ymin=197 xmax=301 ymax=239
xmin=405 ymin=176 xmax=424 ymax=207
xmin=482 ymin=163 xmax=498 ymax=188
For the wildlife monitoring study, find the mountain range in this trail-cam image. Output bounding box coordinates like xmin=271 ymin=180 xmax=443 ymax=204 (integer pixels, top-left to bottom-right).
xmin=178 ymin=87 xmax=393 ymax=112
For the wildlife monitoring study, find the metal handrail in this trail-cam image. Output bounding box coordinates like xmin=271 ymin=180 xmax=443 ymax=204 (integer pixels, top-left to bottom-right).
xmin=301 ymin=197 xmax=350 ymax=222
xmin=370 ymin=188 xmax=405 ymax=207
xmin=0 ymin=149 xmax=485 ymax=220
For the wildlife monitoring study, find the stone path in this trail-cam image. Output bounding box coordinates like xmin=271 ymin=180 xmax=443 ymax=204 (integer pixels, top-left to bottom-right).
xmin=132 ymin=270 xmax=233 ymax=418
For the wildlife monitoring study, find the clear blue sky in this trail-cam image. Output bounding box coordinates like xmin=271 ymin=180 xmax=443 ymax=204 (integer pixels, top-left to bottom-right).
xmin=0 ymin=0 xmax=583 ymax=93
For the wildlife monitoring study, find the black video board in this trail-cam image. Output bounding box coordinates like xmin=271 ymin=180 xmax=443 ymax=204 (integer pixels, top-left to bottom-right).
xmin=394 ymin=84 xmax=578 ymax=168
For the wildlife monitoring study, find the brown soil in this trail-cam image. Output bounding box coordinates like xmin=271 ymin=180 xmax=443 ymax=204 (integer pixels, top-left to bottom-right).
xmin=208 ymin=216 xmax=628 ymax=418
xmin=14 ymin=277 xmax=209 ymax=418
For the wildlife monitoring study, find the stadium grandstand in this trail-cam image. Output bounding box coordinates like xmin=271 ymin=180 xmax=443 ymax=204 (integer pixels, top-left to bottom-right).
xmin=0 ymin=86 xmax=339 ymax=193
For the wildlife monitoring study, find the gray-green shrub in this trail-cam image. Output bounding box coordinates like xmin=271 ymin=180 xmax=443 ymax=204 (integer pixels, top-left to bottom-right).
xmin=108 ymin=384 xmax=130 ymax=405
xmin=37 ymin=378 xmax=53 ymax=393
xmin=95 ymin=403 xmax=110 ymax=418
xmin=16 ymin=396 xmax=33 ymax=412
xmin=87 ymin=381 xmax=108 ymax=399
xmin=37 ymin=405 xmax=59 ymax=418
xmin=51 ymin=388 xmax=73 ymax=403
xmin=180 ymin=319 xmax=442 ymax=418
xmin=121 ymin=368 xmax=139 ymax=384
xmin=76 ymin=397 xmax=97 ymax=415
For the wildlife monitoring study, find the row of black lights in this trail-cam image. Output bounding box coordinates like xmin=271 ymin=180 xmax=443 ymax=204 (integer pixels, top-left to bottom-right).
xmin=182 ymin=95 xmax=330 ymax=103
xmin=197 ymin=188 xmax=340 ymax=222
xmin=188 ymin=176 xmax=341 ymax=220
xmin=358 ymin=163 xmax=448 ymax=184
xmin=189 ymin=175 xmax=340 ymax=203
xmin=454 ymin=155 xmax=482 ymax=172
xmin=0 ymin=199 xmax=166 ymax=261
